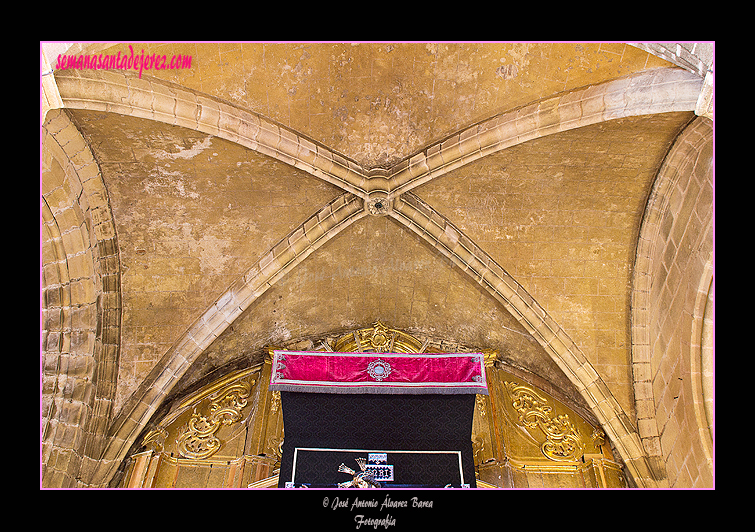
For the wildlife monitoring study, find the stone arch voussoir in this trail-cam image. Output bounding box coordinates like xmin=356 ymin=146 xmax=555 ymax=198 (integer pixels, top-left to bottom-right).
xmin=41 ymin=109 xmax=122 ymax=487
xmin=630 ymin=116 xmax=714 ymax=486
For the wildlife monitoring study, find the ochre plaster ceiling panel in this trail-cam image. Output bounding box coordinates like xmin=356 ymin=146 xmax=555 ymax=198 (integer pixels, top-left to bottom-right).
xmin=81 ymin=42 xmax=672 ymax=168
xmin=413 ymin=111 xmax=695 ymax=412
xmin=67 ymin=109 xmax=344 ymax=408
xmin=186 ymin=214 xmax=574 ymax=404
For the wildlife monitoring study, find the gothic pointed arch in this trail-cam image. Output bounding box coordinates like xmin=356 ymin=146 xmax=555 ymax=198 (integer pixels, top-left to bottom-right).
xmin=630 ymin=116 xmax=713 ymax=486
xmin=41 ymin=109 xmax=122 ymax=487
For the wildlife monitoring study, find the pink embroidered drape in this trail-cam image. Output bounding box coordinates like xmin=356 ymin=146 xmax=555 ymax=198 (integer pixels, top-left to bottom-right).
xmin=269 ymin=351 xmax=488 ymax=395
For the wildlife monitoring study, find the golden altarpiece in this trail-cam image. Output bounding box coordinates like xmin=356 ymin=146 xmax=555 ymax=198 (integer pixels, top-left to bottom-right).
xmin=119 ymin=322 xmax=626 ymax=488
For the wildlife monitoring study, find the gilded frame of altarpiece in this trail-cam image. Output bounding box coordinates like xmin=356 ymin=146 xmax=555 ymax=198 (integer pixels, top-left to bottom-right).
xmin=120 ymin=322 xmax=627 ymax=488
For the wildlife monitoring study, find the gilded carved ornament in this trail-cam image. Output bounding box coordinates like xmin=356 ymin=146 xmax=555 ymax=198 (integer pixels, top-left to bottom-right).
xmin=175 ymin=377 xmax=255 ymax=460
xmin=475 ymin=394 xmax=487 ymax=418
xmin=141 ymin=426 xmax=168 ymax=453
xmin=269 ymin=390 xmax=281 ymax=414
xmin=331 ymin=321 xmax=424 ymax=354
xmin=503 ymin=380 xmax=584 ymax=462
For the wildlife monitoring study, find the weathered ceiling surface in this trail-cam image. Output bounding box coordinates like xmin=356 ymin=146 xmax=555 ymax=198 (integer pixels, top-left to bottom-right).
xmin=66 ymin=41 xmax=681 ymax=408
xmin=74 ymin=42 xmax=674 ymax=169
xmin=42 ymin=42 xmax=715 ymax=488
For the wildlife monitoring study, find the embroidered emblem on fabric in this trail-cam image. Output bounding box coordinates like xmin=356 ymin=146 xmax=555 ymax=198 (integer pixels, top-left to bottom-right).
xmin=273 ymin=354 xmax=287 ymax=382
xmin=367 ymin=359 xmax=392 ymax=381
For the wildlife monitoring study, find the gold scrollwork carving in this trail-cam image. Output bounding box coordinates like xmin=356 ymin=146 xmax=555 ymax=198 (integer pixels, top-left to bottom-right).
xmin=369 ymin=321 xmax=392 ymax=351
xmin=475 ymin=394 xmax=487 ymax=418
xmin=503 ymin=381 xmax=584 ymax=462
xmin=332 ymin=321 xmax=423 ymax=353
xmin=481 ymin=349 xmax=499 ymax=368
xmin=176 ymin=379 xmax=254 ymax=460
xmin=142 ymin=426 xmax=167 ymax=453
xmin=592 ymin=427 xmax=606 ymax=448
xmin=266 ymin=435 xmax=284 ymax=472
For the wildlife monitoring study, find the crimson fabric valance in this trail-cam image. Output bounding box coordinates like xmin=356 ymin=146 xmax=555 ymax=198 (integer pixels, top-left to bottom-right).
xmin=269 ymin=350 xmax=488 ymax=395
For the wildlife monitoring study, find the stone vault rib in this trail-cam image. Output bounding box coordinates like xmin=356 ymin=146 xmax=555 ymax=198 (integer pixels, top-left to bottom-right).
xmin=384 ymin=68 xmax=704 ymax=197
xmin=53 ymin=69 xmax=370 ymax=198
xmin=630 ymin=116 xmax=714 ymax=483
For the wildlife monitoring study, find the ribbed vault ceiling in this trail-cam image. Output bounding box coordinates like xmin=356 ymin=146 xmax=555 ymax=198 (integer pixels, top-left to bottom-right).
xmin=62 ymin=41 xmax=693 ymax=427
